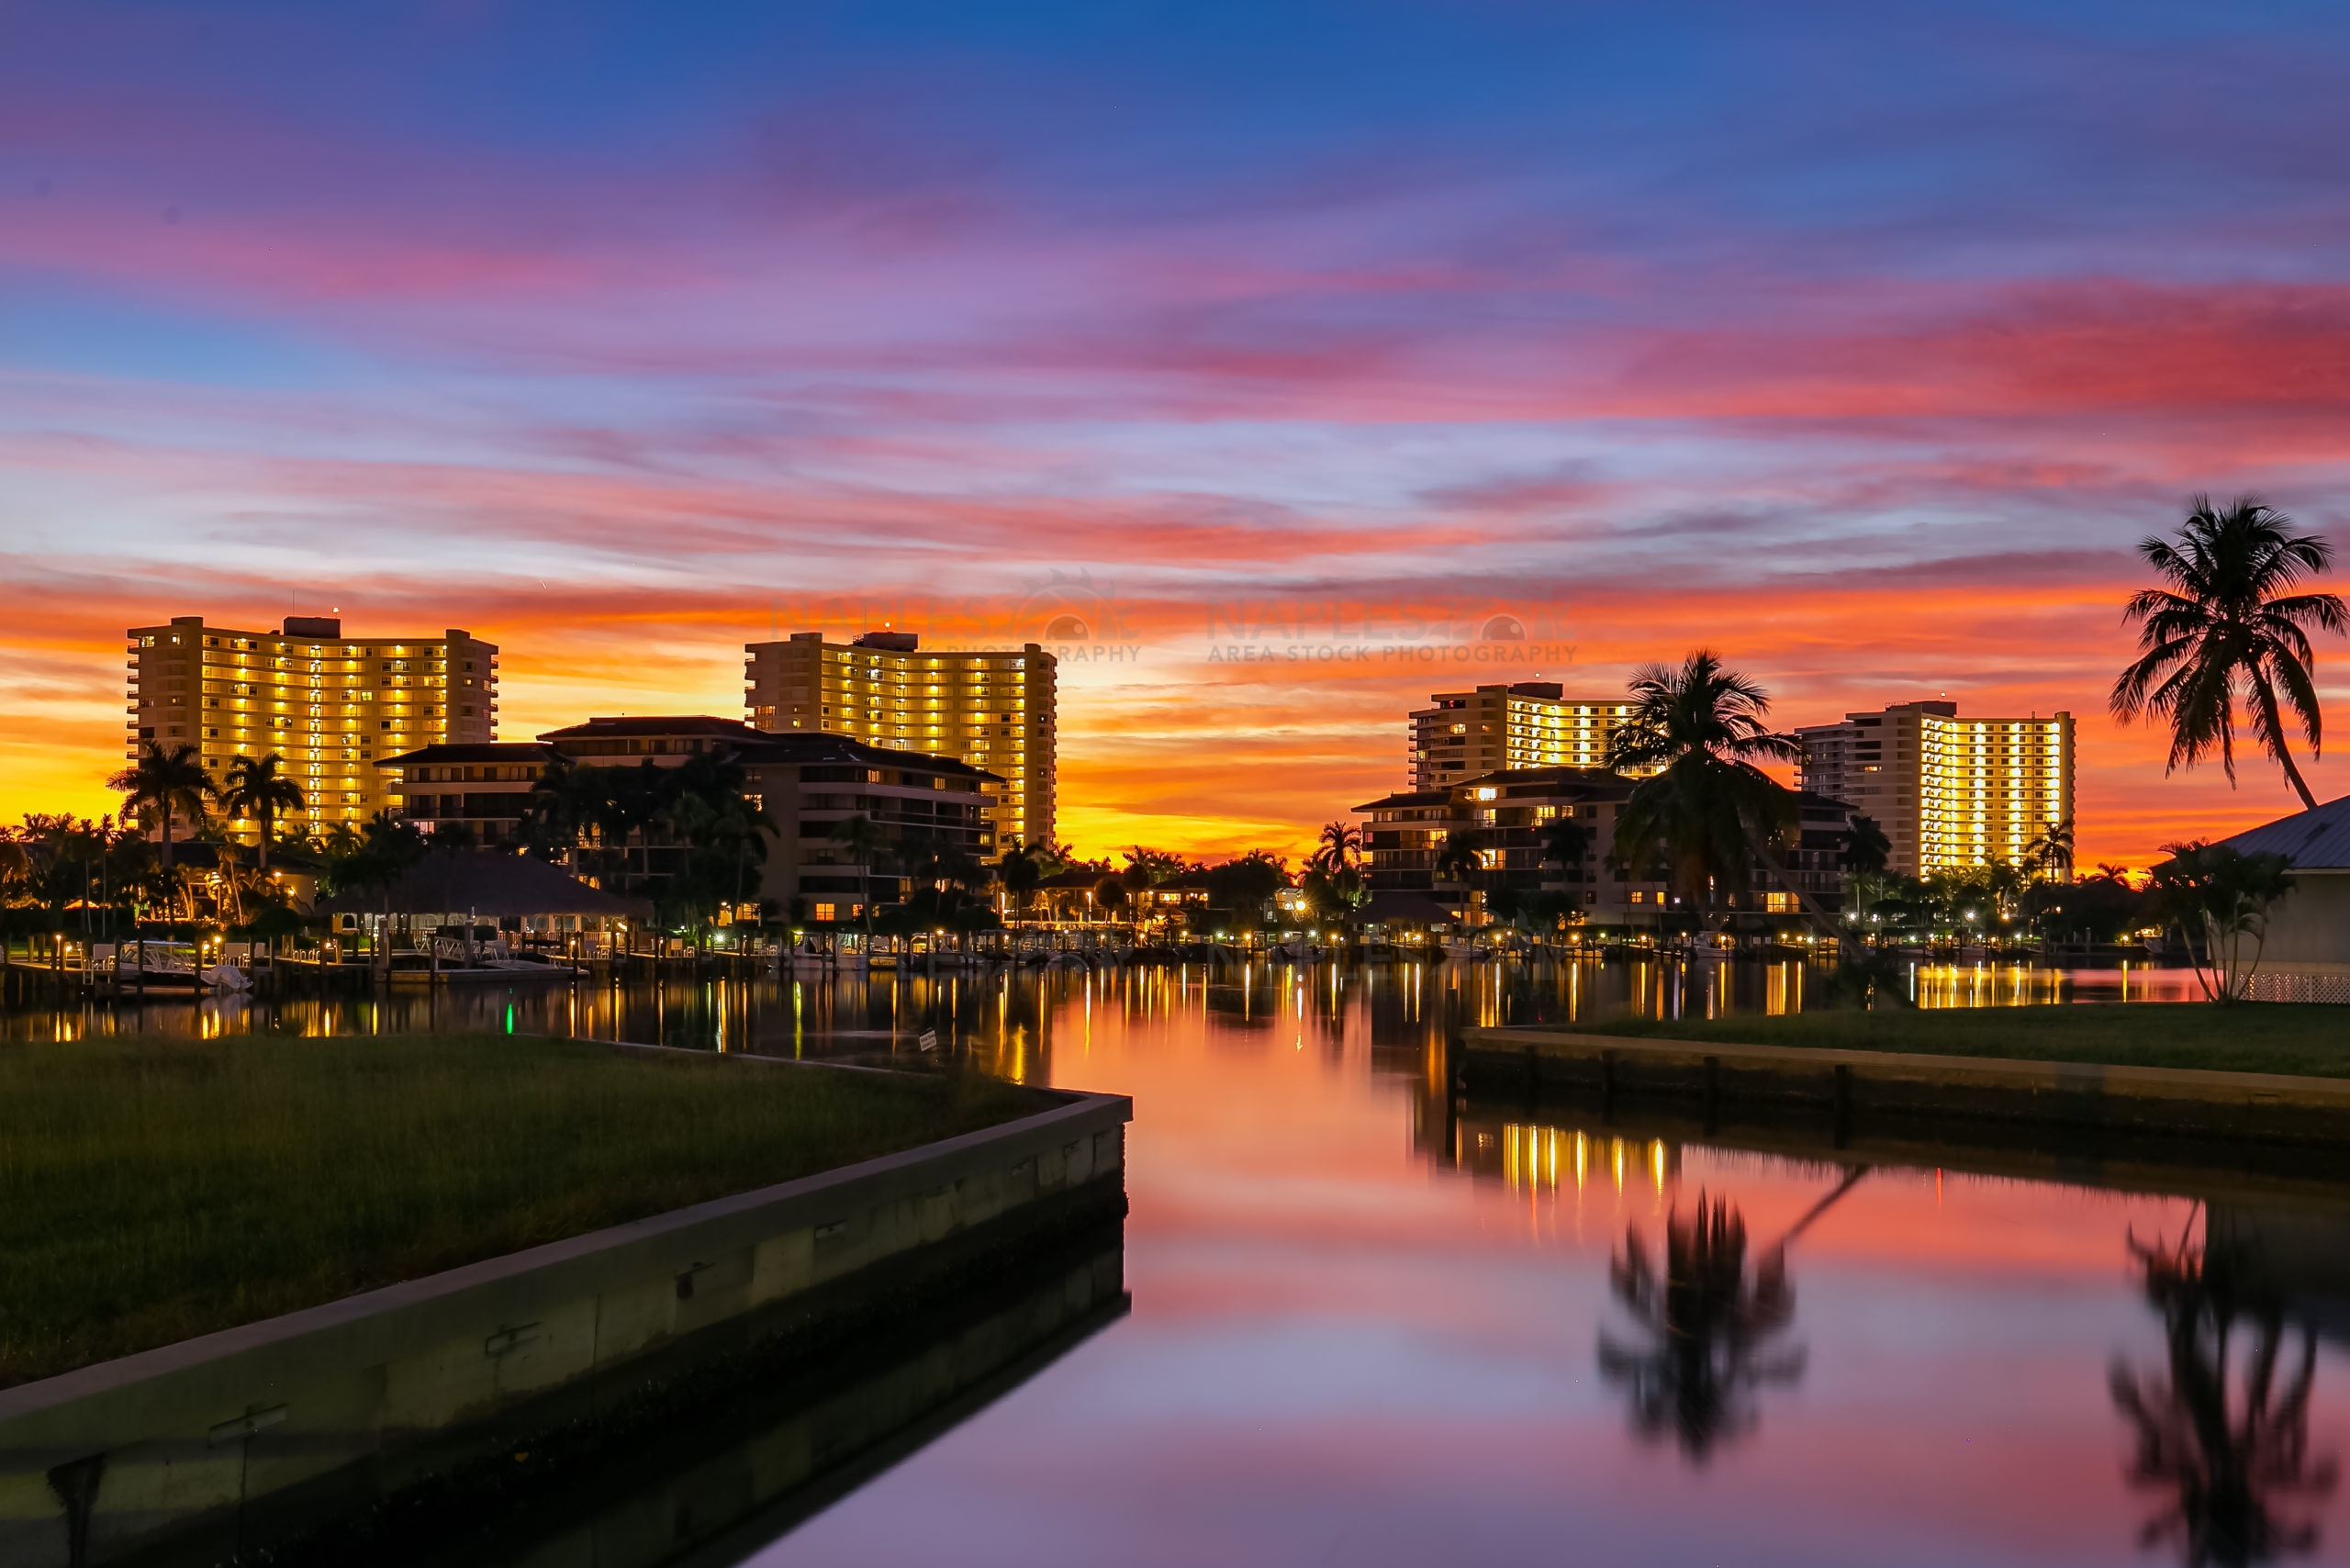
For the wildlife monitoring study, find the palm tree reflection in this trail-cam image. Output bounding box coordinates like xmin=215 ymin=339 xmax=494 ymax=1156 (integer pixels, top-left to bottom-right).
xmin=1598 ymin=1192 xmax=1806 ymax=1463
xmin=2110 ymin=1218 xmax=2339 ymax=1566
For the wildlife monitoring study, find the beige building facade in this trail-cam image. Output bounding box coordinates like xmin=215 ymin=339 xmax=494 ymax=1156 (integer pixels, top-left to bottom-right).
xmin=1796 ymin=700 xmax=2073 ymax=877
xmin=744 ymin=631 xmax=1055 ymax=854
xmin=534 ymin=716 xmax=1000 ymax=923
xmin=1409 ymin=682 xmax=1637 ymax=789
xmin=127 ymin=615 xmax=498 ymax=831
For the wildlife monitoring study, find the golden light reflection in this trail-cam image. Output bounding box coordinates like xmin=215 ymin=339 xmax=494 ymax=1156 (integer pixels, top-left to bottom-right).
xmin=1912 ymin=963 xmax=2067 ymax=1010
xmin=1499 ymin=1124 xmax=1678 ymax=1202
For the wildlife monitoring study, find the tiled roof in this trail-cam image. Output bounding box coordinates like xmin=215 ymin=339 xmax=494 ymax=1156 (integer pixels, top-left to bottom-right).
xmin=735 ymin=731 xmax=1003 ymax=781
xmin=538 ymin=715 xmax=766 ymax=740
xmin=1353 ymin=766 xmax=1635 ymax=813
xmin=1353 ymin=789 xmax=1454 ymax=811
xmin=2219 ymin=793 xmax=2350 ymax=869
xmin=535 ymin=714 xmax=1002 ymax=781
xmin=376 ymin=743 xmax=555 ymax=766
xmin=315 ymin=850 xmax=651 ymax=917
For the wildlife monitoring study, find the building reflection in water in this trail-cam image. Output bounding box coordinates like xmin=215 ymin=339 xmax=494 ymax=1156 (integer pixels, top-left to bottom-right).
xmin=2111 ymin=1212 xmax=2341 ymax=1568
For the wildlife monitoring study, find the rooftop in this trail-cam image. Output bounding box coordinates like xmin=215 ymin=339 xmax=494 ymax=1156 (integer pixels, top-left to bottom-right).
xmin=536 ymin=714 xmax=1004 ymax=782
xmin=539 ymin=715 xmax=767 ymax=741
xmin=2219 ymin=794 xmax=2350 ymax=870
xmin=378 ymin=743 xmax=555 ymax=767
xmin=736 ymin=731 xmax=1004 ymax=781
xmin=315 ymin=850 xmax=652 ymax=918
xmin=1354 ymin=767 xmax=1635 ymax=813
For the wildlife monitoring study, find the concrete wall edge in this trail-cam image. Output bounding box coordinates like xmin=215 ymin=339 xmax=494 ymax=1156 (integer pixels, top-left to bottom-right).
xmin=0 ymin=1089 xmax=1131 ymax=1428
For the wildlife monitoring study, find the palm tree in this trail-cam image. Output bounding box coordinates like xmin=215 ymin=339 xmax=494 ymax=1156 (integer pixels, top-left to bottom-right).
xmin=1432 ymin=830 xmax=1483 ymax=924
xmin=2113 ymin=497 xmax=2346 ymax=812
xmin=991 ymin=846 xmax=1038 ymax=931
xmin=1843 ymin=813 xmax=1891 ymax=877
xmin=2024 ymin=819 xmax=2076 ymax=883
xmin=337 ymin=811 xmax=426 ymax=976
xmin=1606 ymin=651 xmax=1806 ymax=925
xmin=220 ymin=753 xmax=306 ymax=871
xmin=1433 ymin=829 xmax=1481 ymax=887
xmin=999 ymin=842 xmax=1042 ymax=928
xmin=599 ymin=761 xmax=673 ymax=895
xmin=106 ymin=742 xmax=216 ymax=872
xmin=828 ymin=812 xmax=890 ymax=935
xmin=2150 ymin=841 xmax=2297 ymax=1004
xmin=1314 ymin=821 xmax=1363 ymax=874
xmin=709 ymin=792 xmax=775 ymax=930
xmin=1540 ymin=814 xmax=1590 ymax=885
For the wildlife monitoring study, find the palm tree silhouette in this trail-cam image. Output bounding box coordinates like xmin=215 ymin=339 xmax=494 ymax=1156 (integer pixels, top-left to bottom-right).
xmin=2112 ymin=497 xmax=2346 ymax=812
xmin=828 ymin=812 xmax=891 ymax=937
xmin=2110 ymin=1216 xmax=2338 ymax=1566
xmin=1315 ymin=820 xmax=1363 ymax=873
xmin=1606 ymin=651 xmax=1816 ymax=928
xmin=999 ymin=841 xmax=1041 ymax=928
xmin=1598 ymin=1191 xmax=1807 ymax=1462
xmin=2027 ymin=819 xmax=2076 ymax=883
xmin=106 ymin=742 xmax=216 ymax=873
xmin=1541 ymin=813 xmax=1590 ymax=873
xmin=1433 ymin=829 xmax=1481 ymax=887
xmin=330 ymin=811 xmax=426 ymax=976
xmin=220 ymin=753 xmax=306 ymax=871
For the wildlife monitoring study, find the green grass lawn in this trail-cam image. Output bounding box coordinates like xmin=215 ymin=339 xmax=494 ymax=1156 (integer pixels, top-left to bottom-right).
xmin=0 ymin=1033 xmax=1055 ymax=1390
xmin=1572 ymin=1003 xmax=2350 ymax=1080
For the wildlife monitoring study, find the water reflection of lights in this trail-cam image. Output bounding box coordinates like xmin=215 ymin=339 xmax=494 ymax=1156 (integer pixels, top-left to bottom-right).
xmin=1 ymin=959 xmax=2218 ymax=1068
xmin=1500 ymin=1124 xmax=1678 ymax=1198
xmin=1911 ymin=964 xmax=2067 ymax=1010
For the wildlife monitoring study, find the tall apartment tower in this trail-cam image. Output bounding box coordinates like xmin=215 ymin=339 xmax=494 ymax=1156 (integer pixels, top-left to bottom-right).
xmin=744 ymin=631 xmax=1056 ymax=853
xmin=1409 ymin=682 xmax=1636 ymax=788
xmin=125 ymin=616 xmax=498 ymax=831
xmin=1796 ymin=700 xmax=2074 ymax=877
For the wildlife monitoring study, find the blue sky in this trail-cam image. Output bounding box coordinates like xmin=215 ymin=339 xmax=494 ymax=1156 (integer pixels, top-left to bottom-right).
xmin=7 ymin=0 xmax=2350 ymax=855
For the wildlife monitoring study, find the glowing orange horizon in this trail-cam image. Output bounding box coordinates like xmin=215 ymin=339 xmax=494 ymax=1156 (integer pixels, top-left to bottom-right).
xmin=10 ymin=570 xmax=2335 ymax=872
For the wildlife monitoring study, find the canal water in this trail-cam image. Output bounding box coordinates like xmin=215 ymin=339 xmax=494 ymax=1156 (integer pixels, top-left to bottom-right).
xmin=7 ymin=961 xmax=2345 ymax=1566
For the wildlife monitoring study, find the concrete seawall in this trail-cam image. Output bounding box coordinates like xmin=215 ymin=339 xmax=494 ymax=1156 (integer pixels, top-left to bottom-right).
xmin=1460 ymin=1026 xmax=2350 ymax=1144
xmin=0 ymin=1086 xmax=1130 ymax=1568
xmin=306 ymin=1230 xmax=1129 ymax=1568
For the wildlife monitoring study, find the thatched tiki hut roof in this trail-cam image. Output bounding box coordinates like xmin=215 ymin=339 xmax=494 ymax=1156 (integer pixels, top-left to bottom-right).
xmin=318 ymin=852 xmax=650 ymax=923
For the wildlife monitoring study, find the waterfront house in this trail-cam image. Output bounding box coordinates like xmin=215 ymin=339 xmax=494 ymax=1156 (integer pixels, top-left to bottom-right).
xmin=2217 ymin=794 xmax=2350 ymax=989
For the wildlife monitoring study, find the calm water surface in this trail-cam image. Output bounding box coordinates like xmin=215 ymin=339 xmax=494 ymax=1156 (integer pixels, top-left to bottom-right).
xmin=8 ymin=961 xmax=2344 ymax=1566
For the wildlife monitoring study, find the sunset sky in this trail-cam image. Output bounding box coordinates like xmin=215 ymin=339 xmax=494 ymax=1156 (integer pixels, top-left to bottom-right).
xmin=6 ymin=1 xmax=2350 ymax=866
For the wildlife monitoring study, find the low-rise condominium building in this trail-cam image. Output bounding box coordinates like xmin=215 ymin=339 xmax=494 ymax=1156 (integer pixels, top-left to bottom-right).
xmin=1356 ymin=767 xmax=1855 ymax=928
xmin=381 ymin=715 xmax=1000 ymax=923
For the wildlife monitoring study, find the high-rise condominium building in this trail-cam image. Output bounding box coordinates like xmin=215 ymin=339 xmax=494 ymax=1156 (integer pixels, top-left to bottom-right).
xmin=744 ymin=631 xmax=1055 ymax=853
xmin=1796 ymin=700 xmax=2074 ymax=877
xmin=1409 ymin=682 xmax=1636 ymax=789
xmin=126 ymin=616 xmax=498 ymax=831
